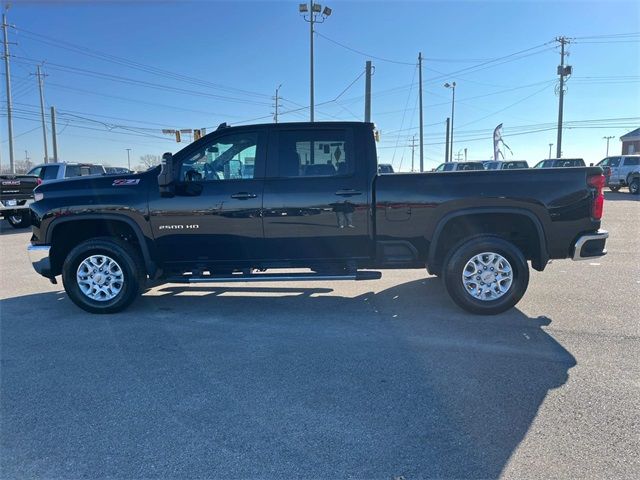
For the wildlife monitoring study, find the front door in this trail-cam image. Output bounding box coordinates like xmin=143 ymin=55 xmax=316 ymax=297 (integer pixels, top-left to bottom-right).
xmin=149 ymin=128 xmax=266 ymax=268
xmin=262 ymin=126 xmax=371 ymax=263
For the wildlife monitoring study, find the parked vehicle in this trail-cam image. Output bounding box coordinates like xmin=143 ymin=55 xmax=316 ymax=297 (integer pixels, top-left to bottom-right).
xmin=484 ymin=160 xmax=529 ymax=170
xmin=596 ymin=155 xmax=640 ymax=192
xmin=533 ymin=158 xmax=586 ymax=168
xmin=27 ymin=162 xmax=106 ymax=184
xmin=1 ymin=174 xmax=38 ymax=228
xmin=28 ymin=122 xmax=608 ymax=315
xmin=378 ymin=163 xmax=394 ymax=174
xmin=105 ymin=167 xmax=133 ymax=175
xmin=434 ymin=161 xmax=485 ymax=172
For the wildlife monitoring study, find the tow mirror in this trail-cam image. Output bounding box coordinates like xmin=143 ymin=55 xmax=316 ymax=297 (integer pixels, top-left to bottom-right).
xmin=158 ymin=152 xmax=176 ymax=197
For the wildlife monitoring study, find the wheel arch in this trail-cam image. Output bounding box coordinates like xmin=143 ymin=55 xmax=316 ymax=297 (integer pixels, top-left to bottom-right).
xmin=427 ymin=207 xmax=549 ymax=274
xmin=46 ymin=215 xmax=157 ymax=277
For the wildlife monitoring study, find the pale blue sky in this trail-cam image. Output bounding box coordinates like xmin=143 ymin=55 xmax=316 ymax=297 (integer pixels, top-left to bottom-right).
xmin=1 ymin=0 xmax=639 ymax=170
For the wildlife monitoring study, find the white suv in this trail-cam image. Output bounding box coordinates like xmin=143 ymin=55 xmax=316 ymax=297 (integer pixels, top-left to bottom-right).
xmin=27 ymin=163 xmax=106 ymax=184
xmin=597 ymin=155 xmax=640 ymax=192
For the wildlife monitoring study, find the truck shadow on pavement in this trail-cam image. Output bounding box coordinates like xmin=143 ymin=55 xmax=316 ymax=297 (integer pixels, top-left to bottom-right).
xmin=1 ymin=278 xmax=576 ymax=479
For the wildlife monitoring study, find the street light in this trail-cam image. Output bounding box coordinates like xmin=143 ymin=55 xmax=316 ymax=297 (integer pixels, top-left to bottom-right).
xmin=444 ymin=82 xmax=456 ymax=162
xmin=299 ymin=2 xmax=332 ymax=122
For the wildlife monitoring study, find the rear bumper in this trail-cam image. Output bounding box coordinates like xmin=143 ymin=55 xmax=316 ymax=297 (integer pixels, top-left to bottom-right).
xmin=572 ymin=230 xmax=608 ymax=261
xmin=27 ymin=244 xmax=53 ymax=277
xmin=0 ymin=198 xmax=32 ymax=213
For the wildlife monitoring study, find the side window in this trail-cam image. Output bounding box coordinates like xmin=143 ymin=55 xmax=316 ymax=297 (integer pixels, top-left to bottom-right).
xmin=90 ymin=165 xmax=105 ymax=175
xmin=29 ymin=167 xmax=42 ymax=179
xmin=43 ymin=166 xmax=59 ymax=180
xmin=623 ymin=157 xmax=639 ymax=166
xmin=65 ymin=165 xmax=81 ymax=178
xmin=609 ymin=157 xmax=621 ymax=167
xmin=277 ymin=129 xmax=352 ymax=178
xmin=181 ymin=132 xmax=258 ymax=182
xmin=443 ymin=163 xmax=455 ymax=171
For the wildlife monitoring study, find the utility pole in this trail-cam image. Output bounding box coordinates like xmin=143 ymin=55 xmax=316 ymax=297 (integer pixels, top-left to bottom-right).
xmin=2 ymin=12 xmax=15 ymax=173
xmin=364 ymin=60 xmax=372 ymax=123
xmin=548 ymin=143 xmax=553 ymax=159
xmin=556 ymin=36 xmax=571 ymax=158
xmin=418 ymin=52 xmax=424 ymax=172
xmin=50 ymin=106 xmax=58 ymax=161
xmin=464 ymin=148 xmax=468 ymax=162
xmin=603 ymin=136 xmax=614 ymax=156
xmin=410 ymin=134 xmax=417 ymax=172
xmin=33 ymin=64 xmax=49 ymax=163
xmin=274 ymin=83 xmax=282 ymax=123
xmin=126 ymin=148 xmax=131 ymax=170
xmin=445 ymin=117 xmax=450 ymax=163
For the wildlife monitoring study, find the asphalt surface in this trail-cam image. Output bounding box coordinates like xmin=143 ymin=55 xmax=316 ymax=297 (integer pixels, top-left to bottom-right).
xmin=1 ymin=191 xmax=639 ymax=479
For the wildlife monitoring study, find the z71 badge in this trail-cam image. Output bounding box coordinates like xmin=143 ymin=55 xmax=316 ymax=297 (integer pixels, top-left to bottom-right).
xmin=112 ymin=179 xmax=140 ymax=186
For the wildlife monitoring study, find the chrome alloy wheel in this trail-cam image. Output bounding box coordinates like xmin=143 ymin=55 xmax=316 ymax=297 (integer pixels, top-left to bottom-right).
xmin=462 ymin=252 xmax=513 ymax=301
xmin=76 ymin=255 xmax=124 ymax=301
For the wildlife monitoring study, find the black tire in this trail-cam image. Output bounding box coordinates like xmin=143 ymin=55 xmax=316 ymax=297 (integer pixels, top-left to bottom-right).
xmin=62 ymin=237 xmax=146 ymax=314
xmin=609 ymin=185 xmax=621 ymax=192
xmin=442 ymin=235 xmax=529 ymax=315
xmin=629 ymin=178 xmax=640 ymax=195
xmin=6 ymin=211 xmax=30 ymax=229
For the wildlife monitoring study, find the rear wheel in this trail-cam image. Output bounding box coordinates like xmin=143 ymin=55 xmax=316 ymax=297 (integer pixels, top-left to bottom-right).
xmin=6 ymin=211 xmax=30 ymax=229
xmin=442 ymin=235 xmax=529 ymax=315
xmin=629 ymin=178 xmax=640 ymax=195
xmin=609 ymin=185 xmax=621 ymax=192
xmin=62 ymin=237 xmax=145 ymax=314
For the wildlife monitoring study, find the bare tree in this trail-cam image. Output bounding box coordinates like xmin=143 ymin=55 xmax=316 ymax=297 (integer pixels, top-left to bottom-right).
xmin=139 ymin=154 xmax=161 ymax=168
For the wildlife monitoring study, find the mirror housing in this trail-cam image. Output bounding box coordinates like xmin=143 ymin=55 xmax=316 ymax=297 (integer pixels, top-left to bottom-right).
xmin=158 ymin=152 xmax=176 ymax=197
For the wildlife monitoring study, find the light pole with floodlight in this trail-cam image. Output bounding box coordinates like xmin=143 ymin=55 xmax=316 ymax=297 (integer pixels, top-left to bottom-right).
xmin=298 ymin=2 xmax=332 ymax=122
xmin=444 ymin=82 xmax=456 ymax=162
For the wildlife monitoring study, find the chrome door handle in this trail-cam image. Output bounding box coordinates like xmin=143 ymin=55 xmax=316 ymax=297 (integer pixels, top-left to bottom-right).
xmin=231 ymin=192 xmax=257 ymax=200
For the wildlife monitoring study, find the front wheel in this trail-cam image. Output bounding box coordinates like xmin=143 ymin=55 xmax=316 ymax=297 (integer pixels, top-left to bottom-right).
xmin=6 ymin=211 xmax=30 ymax=228
xmin=442 ymin=235 xmax=529 ymax=315
xmin=609 ymin=185 xmax=621 ymax=192
xmin=62 ymin=237 xmax=146 ymax=314
xmin=629 ymin=178 xmax=640 ymax=195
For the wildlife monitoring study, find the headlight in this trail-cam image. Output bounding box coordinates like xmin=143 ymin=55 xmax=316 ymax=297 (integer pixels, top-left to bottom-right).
xmin=34 ymin=192 xmax=44 ymax=201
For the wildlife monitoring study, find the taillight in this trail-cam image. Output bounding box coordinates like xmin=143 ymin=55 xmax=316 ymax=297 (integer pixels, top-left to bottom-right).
xmin=36 ymin=178 xmax=42 ymax=186
xmin=587 ymin=174 xmax=605 ymax=220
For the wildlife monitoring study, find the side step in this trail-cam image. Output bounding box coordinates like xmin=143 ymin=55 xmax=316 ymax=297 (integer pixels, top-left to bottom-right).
xmin=166 ymin=270 xmax=382 ymax=284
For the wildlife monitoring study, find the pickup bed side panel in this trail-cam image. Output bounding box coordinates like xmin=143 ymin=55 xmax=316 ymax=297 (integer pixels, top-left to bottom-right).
xmin=374 ymin=167 xmax=603 ymax=266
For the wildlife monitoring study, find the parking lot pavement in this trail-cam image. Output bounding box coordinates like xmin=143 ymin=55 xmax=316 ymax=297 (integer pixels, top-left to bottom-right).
xmin=1 ymin=192 xmax=638 ymax=479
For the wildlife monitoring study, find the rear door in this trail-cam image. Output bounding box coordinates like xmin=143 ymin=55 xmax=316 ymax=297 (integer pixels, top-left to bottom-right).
xmin=262 ymin=125 xmax=371 ymax=262
xmin=621 ymin=157 xmax=640 ymax=183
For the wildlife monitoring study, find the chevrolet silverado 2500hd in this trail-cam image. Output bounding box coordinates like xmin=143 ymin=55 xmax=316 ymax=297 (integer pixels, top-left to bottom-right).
xmin=28 ymin=122 xmax=608 ymax=315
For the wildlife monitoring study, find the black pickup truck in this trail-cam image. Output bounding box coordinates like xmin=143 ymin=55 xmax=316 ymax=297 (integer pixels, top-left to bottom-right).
xmin=28 ymin=122 xmax=608 ymax=315
xmin=1 ymin=174 xmax=38 ymax=228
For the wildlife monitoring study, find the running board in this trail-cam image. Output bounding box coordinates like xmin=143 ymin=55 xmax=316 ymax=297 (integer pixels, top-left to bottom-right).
xmin=166 ymin=271 xmax=382 ymax=284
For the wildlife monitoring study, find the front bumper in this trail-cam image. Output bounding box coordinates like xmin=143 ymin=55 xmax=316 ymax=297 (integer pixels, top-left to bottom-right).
xmin=27 ymin=244 xmax=53 ymax=277
xmin=572 ymin=230 xmax=608 ymax=261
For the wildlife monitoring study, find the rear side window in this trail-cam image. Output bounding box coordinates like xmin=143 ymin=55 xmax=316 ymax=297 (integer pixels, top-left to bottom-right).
xmin=277 ymin=129 xmax=352 ymax=177
xmin=65 ymin=165 xmax=81 ymax=178
xmin=28 ymin=167 xmax=42 ymax=178
xmin=623 ymin=157 xmax=640 ymax=166
xmin=43 ymin=166 xmax=59 ymax=180
xmin=599 ymin=157 xmax=621 ymax=167
xmin=89 ymin=165 xmax=105 ymax=175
